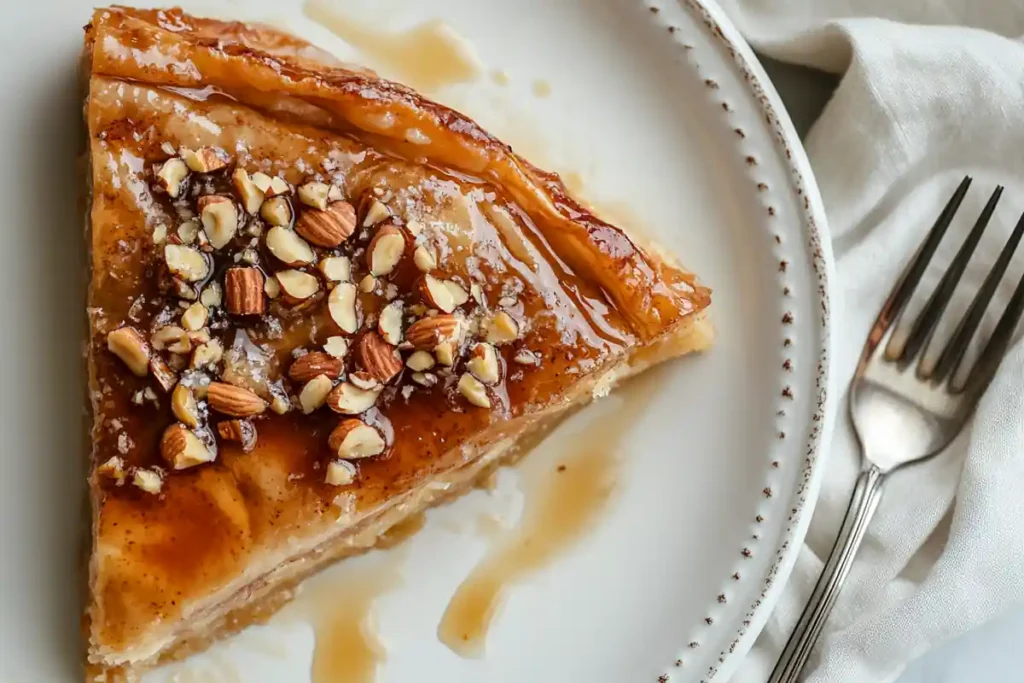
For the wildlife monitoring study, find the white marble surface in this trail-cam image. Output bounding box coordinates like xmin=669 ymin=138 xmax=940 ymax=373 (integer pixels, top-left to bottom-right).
xmin=757 ymin=53 xmax=1024 ymax=683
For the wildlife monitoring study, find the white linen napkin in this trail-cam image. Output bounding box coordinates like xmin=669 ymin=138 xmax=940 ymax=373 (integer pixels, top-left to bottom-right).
xmin=710 ymin=1 xmax=1024 ymax=681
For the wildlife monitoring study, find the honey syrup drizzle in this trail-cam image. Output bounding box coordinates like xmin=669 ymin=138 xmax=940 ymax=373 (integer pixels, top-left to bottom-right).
xmin=303 ymin=0 xmax=483 ymax=92
xmin=304 ymin=559 xmax=403 ymax=683
xmin=437 ymin=375 xmax=660 ymax=657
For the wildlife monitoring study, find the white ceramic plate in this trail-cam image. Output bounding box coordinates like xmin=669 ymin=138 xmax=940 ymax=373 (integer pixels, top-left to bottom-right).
xmin=0 ymin=1 xmax=833 ymax=681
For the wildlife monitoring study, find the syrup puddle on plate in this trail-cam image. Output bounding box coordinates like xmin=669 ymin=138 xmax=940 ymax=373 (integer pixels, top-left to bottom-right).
xmin=282 ymin=524 xmax=418 ymax=683
xmin=165 ymin=658 xmax=241 ymax=683
xmin=438 ymin=376 xmax=660 ymax=658
xmin=303 ymin=0 xmax=483 ymax=92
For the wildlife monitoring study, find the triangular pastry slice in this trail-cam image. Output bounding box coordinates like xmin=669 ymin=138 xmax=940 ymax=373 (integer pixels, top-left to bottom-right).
xmin=83 ymin=6 xmax=712 ymax=680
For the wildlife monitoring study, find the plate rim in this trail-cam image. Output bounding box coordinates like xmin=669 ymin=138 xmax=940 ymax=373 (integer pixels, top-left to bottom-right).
xmin=660 ymin=0 xmax=837 ymax=679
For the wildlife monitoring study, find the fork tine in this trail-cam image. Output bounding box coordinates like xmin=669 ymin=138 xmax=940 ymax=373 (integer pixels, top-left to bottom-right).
xmin=929 ymin=207 xmax=1024 ymax=383
xmin=899 ymin=185 xmax=1004 ymax=369
xmin=879 ymin=176 xmax=972 ymax=360
xmin=961 ymin=267 xmax=1024 ymax=396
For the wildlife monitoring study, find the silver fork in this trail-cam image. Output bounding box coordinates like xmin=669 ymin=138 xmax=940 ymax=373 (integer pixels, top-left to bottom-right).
xmin=769 ymin=176 xmax=1024 ymax=683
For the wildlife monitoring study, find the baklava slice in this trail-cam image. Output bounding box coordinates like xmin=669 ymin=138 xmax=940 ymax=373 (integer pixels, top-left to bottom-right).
xmin=83 ymin=6 xmax=712 ymax=680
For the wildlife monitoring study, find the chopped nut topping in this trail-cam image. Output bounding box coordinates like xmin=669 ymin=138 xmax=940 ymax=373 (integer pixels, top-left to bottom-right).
xmin=181 ymin=302 xmax=208 ymax=331
xmin=435 ymin=342 xmax=456 ymax=367
xmin=348 ymin=370 xmax=381 ymax=391
xmin=413 ymin=245 xmax=437 ymax=272
xmin=155 ymin=157 xmax=188 ymax=198
xmin=357 ymin=332 xmax=403 ymax=383
xmin=198 ymin=195 xmax=239 ymax=250
xmin=362 ymin=199 xmax=391 ymax=227
xmin=241 ymin=247 xmax=259 ymax=265
xmin=329 ymin=282 xmax=359 ymax=333
xmin=328 ymin=185 xmax=344 ymax=202
xmin=200 ymin=282 xmax=223 ymax=308
xmin=151 ymin=325 xmax=191 ymax=355
xmin=328 ymin=419 xmax=386 ymax=459
xmin=153 ymin=224 xmax=168 ymax=244
xmin=445 ymin=280 xmax=470 ymax=307
xmin=289 ymin=352 xmax=343 ymax=383
xmin=188 ymin=328 xmax=211 ymax=345
xmin=182 ymin=147 xmax=227 ymax=173
xmin=172 ymin=278 xmax=198 ymax=301
xmin=160 ymin=423 xmax=215 ymax=470
xmin=150 ymin=356 xmax=178 ymax=392
xmin=266 ymin=226 xmax=314 ymax=265
xmin=270 ymin=393 xmax=291 ymax=415
xmin=411 ymin=371 xmax=437 ymax=387
xmin=378 ymin=302 xmax=404 ymax=345
xmin=406 ymin=350 xmax=435 ymax=371
xmin=418 ymin=274 xmax=457 ymax=313
xmin=97 ymin=456 xmax=127 ymax=484
xmin=513 ymin=348 xmax=540 ymax=366
xmin=326 ymin=381 xmax=381 ymax=415
xmin=218 ymin=419 xmax=258 ymax=452
xmin=207 ymin=382 xmax=267 ymax=417
xmin=232 ymin=168 xmax=266 ymax=214
xmin=276 ymin=269 xmax=320 ymax=300
xmin=319 ymin=256 xmax=351 ymax=282
xmin=298 ymin=181 xmax=331 ymax=210
xmin=458 ymin=373 xmax=491 ymax=408
xmin=250 ymin=172 xmax=273 ymax=193
xmin=359 ymin=274 xmax=377 ymax=293
xmin=484 ymin=311 xmax=520 ymax=345
xmin=467 ymin=342 xmax=500 ymax=384
xmin=224 ymin=267 xmax=266 ymax=315
xmin=133 ymin=467 xmax=164 ymax=494
xmin=498 ymin=296 xmax=517 ymax=308
xmin=164 ymin=244 xmax=210 ymax=282
xmin=177 ymin=219 xmax=199 ymax=244
xmin=325 ymin=459 xmax=357 ymax=486
xmin=260 ymin=197 xmax=293 ymax=227
xmin=107 ymin=327 xmax=150 ymax=377
xmin=252 ymin=172 xmax=290 ymax=197
xmin=405 ymin=314 xmax=461 ymax=350
xmin=171 ymin=384 xmax=202 ymax=428
xmin=268 ymin=176 xmax=291 ymax=197
xmin=470 ymin=283 xmax=484 ymax=304
xmin=367 ymin=224 xmax=406 ymax=276
xmin=191 ymin=339 xmax=224 ymax=369
xmin=406 ymin=219 xmax=424 ymax=236
xmin=299 ymin=374 xmax=334 ymax=414
xmin=264 ymin=275 xmax=281 ymax=299
xmin=325 ymin=335 xmax=350 ymax=358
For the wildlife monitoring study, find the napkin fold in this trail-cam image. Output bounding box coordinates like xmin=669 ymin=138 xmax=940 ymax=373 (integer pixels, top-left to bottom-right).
xmin=711 ymin=1 xmax=1024 ymax=681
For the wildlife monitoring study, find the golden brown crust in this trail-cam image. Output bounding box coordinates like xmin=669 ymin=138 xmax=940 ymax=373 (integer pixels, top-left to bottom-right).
xmin=82 ymin=6 xmax=712 ymax=679
xmin=85 ymin=6 xmax=708 ymax=339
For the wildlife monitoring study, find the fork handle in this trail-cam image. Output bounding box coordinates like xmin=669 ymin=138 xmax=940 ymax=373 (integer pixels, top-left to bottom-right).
xmin=768 ymin=465 xmax=886 ymax=683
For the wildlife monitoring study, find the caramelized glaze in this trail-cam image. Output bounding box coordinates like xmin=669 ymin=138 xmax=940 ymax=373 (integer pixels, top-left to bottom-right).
xmin=82 ymin=6 xmax=710 ymax=673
